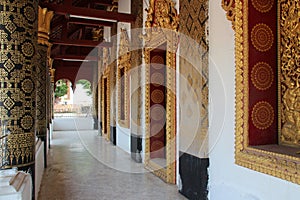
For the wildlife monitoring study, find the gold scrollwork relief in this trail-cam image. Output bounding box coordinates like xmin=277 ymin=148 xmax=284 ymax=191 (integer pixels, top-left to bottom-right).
xmin=221 ymin=0 xmax=235 ymax=30
xmin=145 ymin=0 xmax=179 ymax=41
xmin=279 ymin=0 xmax=300 ymax=147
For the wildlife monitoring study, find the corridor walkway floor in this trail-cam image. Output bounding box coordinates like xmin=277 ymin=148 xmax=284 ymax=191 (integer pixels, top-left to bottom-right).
xmin=38 ymin=122 xmax=186 ymax=200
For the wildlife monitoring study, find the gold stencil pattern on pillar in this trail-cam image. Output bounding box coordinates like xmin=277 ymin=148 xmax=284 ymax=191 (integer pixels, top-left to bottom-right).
xmin=251 ymin=101 xmax=274 ymax=130
xmin=251 ymin=23 xmax=274 ymax=52
xmin=151 ymin=89 xmax=164 ymax=104
xmin=251 ymin=0 xmax=273 ymax=13
xmin=251 ymin=62 xmax=273 ymax=90
xmin=0 ymin=0 xmax=38 ymax=167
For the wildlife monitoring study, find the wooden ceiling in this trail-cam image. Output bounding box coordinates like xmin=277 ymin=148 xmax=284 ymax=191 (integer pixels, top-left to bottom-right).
xmin=39 ymin=0 xmax=135 ymax=86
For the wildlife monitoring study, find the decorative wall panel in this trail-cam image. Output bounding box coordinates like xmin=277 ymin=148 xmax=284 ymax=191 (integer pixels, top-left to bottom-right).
xmin=248 ymin=0 xmax=277 ymax=145
xmin=149 ymin=50 xmax=166 ymax=159
xmin=179 ymin=1 xmax=209 ymax=198
xmin=179 ymin=0 xmax=209 ymax=157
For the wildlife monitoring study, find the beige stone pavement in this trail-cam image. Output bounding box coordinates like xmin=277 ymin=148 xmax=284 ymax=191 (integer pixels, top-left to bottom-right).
xmin=38 ymin=124 xmax=186 ymax=200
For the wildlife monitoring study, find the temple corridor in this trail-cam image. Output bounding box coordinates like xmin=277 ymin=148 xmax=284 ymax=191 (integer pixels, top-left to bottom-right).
xmin=38 ymin=118 xmax=186 ymax=200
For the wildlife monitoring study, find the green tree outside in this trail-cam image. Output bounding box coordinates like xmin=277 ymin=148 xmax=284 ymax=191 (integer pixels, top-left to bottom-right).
xmin=55 ymin=80 xmax=68 ymax=98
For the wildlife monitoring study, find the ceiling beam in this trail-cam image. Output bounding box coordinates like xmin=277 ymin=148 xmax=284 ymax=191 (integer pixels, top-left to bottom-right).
xmin=68 ymin=18 xmax=114 ymax=27
xmin=90 ymin=0 xmax=113 ymax=6
xmin=53 ymin=55 xmax=98 ymax=61
xmin=54 ymin=61 xmax=93 ymax=67
xmin=51 ymin=39 xmax=112 ymax=47
xmin=41 ymin=3 xmax=135 ymax=22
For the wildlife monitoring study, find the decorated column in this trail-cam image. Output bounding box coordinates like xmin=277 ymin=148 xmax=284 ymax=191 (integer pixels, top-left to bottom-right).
xmin=37 ymin=6 xmax=53 ymax=139
xmin=47 ymin=58 xmax=53 ymax=127
xmin=49 ymin=65 xmax=55 ymax=123
xmin=0 ymin=0 xmax=38 ymax=170
xmin=37 ymin=6 xmax=53 ymax=168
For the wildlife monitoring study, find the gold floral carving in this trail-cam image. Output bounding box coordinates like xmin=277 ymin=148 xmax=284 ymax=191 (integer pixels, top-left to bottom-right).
xmin=38 ymin=6 xmax=54 ymax=46
xmin=92 ymin=27 xmax=103 ymax=42
xmin=117 ymin=28 xmax=130 ymax=128
xmin=279 ymin=0 xmax=300 ymax=147
xmin=144 ymin=0 xmax=178 ymax=184
xmin=221 ymin=0 xmax=235 ymax=30
xmin=145 ymin=0 xmax=179 ymax=41
xmin=251 ymin=23 xmax=274 ymax=52
xmin=234 ymin=0 xmax=300 ymax=185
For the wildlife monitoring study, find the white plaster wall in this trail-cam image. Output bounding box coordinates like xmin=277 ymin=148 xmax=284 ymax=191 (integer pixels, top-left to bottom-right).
xmin=208 ymin=1 xmax=300 ymax=200
xmin=35 ymin=140 xmax=44 ymax=200
xmin=103 ymin=27 xmax=111 ymax=42
xmin=118 ymin=0 xmax=131 ymax=14
xmin=116 ymin=126 xmax=131 ymax=153
xmin=53 ymin=118 xmax=93 ymax=130
xmin=115 ymin=20 xmax=131 ymax=154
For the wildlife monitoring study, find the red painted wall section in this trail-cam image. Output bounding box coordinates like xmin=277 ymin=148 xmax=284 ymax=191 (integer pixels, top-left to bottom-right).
xmin=248 ymin=1 xmax=278 ymax=145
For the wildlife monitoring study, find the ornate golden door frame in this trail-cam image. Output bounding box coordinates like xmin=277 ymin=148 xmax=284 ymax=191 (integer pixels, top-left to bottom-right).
xmin=144 ymin=27 xmax=178 ymax=183
xmin=143 ymin=0 xmax=179 ymax=184
xmin=222 ymin=0 xmax=300 ymax=184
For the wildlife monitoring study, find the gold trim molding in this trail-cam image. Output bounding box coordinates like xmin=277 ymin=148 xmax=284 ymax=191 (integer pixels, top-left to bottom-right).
xmin=101 ymin=48 xmax=111 ymax=140
xmin=144 ymin=0 xmax=178 ymax=184
xmin=117 ymin=28 xmax=130 ymax=128
xmin=234 ymin=0 xmax=300 ymax=184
